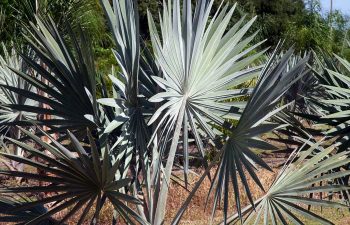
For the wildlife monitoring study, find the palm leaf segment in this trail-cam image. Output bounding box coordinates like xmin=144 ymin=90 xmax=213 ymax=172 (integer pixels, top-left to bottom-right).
xmin=318 ymin=56 xmax=350 ymax=150
xmin=1 ymin=16 xmax=100 ymax=134
xmin=0 ymin=127 xmax=145 ymax=225
xmin=295 ymin=51 xmax=346 ymax=120
xmin=0 ymin=195 xmax=54 ymax=224
xmin=224 ymin=140 xmax=350 ymax=225
xmin=0 ymin=44 xmax=37 ymax=132
xmin=211 ymin=48 xmax=310 ymax=223
xmin=269 ymin=110 xmax=314 ymax=152
xmin=282 ymin=52 xmax=324 ymax=115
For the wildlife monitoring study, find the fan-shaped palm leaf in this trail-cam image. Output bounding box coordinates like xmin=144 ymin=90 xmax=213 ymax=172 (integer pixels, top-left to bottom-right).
xmin=310 ymin=55 xmax=350 ymax=151
xmin=147 ymin=1 xmax=267 ymax=222
xmin=0 ymin=44 xmax=37 ymax=131
xmin=0 ymin=16 xmax=101 ymax=136
xmin=0 ymin=44 xmax=38 ymax=171
xmin=223 ymin=140 xmax=350 ymax=225
xmin=208 ymin=47 xmax=310 ymax=223
xmin=0 ymin=127 xmax=145 ymax=225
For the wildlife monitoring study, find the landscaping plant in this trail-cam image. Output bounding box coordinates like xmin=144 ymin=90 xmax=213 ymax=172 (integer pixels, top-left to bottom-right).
xmin=0 ymin=0 xmax=349 ymax=225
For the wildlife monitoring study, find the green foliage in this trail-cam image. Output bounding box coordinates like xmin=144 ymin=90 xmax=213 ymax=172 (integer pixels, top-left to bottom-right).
xmin=286 ymin=15 xmax=332 ymax=52
xmin=231 ymin=0 xmax=349 ymax=54
xmin=94 ymin=46 xmax=117 ymax=75
xmin=237 ymin=0 xmax=306 ymax=49
xmin=0 ymin=0 xmax=21 ymax=47
xmin=344 ymin=47 xmax=350 ymax=61
xmin=0 ymin=0 xmax=113 ymax=73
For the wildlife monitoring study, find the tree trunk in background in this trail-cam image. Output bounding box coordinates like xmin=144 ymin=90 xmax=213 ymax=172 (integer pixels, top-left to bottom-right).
xmin=34 ymin=2 xmax=58 ymax=199
xmin=12 ymin=113 xmax=24 ymax=172
xmin=330 ymin=0 xmax=333 ymax=31
xmin=36 ymin=62 xmax=58 ymax=199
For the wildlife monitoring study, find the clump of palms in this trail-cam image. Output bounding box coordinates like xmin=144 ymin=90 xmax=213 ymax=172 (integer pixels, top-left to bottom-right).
xmin=0 ymin=0 xmax=349 ymax=224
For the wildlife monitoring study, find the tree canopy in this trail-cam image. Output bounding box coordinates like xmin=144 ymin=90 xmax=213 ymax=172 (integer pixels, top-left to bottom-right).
xmin=0 ymin=0 xmax=349 ymax=70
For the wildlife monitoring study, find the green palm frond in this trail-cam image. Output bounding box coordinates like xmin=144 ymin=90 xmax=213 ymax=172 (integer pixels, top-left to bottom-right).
xmin=0 ymin=16 xmax=101 ymax=136
xmin=0 ymin=195 xmax=55 ymax=224
xmin=269 ymin=110 xmax=314 ymax=152
xmin=295 ymin=49 xmax=350 ymax=207
xmin=147 ymin=1 xmax=266 ymax=222
xmin=0 ymin=43 xmax=37 ymax=132
xmin=224 ymin=140 xmax=350 ymax=225
xmin=311 ymin=55 xmax=350 ymax=152
xmin=100 ymin=1 xmax=159 ymax=222
xmin=0 ymin=127 xmax=145 ymax=225
xmin=172 ymin=46 xmax=310 ymax=225
xmin=210 ymin=47 xmax=310 ymax=223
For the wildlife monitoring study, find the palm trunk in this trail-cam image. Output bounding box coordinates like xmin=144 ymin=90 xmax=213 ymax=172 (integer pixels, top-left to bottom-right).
xmin=13 ymin=113 xmax=24 ymax=172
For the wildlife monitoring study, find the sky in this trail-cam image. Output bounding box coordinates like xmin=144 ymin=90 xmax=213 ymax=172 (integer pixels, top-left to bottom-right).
xmin=320 ymin=0 xmax=350 ymax=15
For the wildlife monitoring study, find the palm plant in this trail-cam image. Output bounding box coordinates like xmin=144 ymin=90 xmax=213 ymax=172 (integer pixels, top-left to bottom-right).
xmin=99 ymin=0 xmax=157 ymax=178
xmin=293 ymin=42 xmax=350 ymax=204
xmin=146 ymin=1 xmax=269 ymax=222
xmin=100 ymin=0 xmax=266 ymax=222
xmin=302 ymin=52 xmax=350 ymax=204
xmin=170 ymin=46 xmax=311 ymax=224
xmin=0 ymin=0 xmax=349 ymax=224
xmin=98 ymin=3 xmax=160 ymax=221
